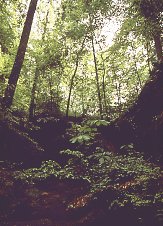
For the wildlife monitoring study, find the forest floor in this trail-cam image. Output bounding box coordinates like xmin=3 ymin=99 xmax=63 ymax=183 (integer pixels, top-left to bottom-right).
xmin=0 ymin=165 xmax=93 ymax=226
xmin=0 ymin=161 xmax=162 ymax=226
xmin=0 ymin=114 xmax=163 ymax=226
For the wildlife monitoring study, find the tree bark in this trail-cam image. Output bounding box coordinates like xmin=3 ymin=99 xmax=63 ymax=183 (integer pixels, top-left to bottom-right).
xmin=3 ymin=0 xmax=38 ymax=109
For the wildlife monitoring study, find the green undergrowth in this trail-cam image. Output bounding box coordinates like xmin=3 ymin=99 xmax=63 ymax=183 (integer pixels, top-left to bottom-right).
xmin=14 ymin=148 xmax=162 ymax=209
xmin=13 ymin=119 xmax=163 ymax=224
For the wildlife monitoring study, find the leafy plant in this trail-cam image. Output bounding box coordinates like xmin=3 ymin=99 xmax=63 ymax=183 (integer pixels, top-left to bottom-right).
xmin=14 ymin=160 xmax=61 ymax=183
xmin=15 ymin=147 xmax=162 ymax=208
xmin=66 ymin=119 xmax=109 ymax=148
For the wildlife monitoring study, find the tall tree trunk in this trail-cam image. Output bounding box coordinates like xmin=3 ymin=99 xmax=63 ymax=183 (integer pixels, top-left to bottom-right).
xmin=81 ymin=73 xmax=86 ymax=116
xmin=115 ymin=81 xmax=121 ymax=110
xmin=146 ymin=40 xmax=152 ymax=73
xmin=47 ymin=73 xmax=54 ymax=112
xmin=95 ymin=33 xmax=108 ymax=115
xmin=131 ymin=43 xmax=142 ymax=89
xmin=3 ymin=0 xmax=38 ymax=109
xmin=101 ymin=55 xmax=108 ymax=115
xmin=29 ymin=67 xmax=39 ymax=121
xmin=28 ymin=6 xmax=49 ymax=121
xmin=66 ymin=59 xmax=79 ymax=118
xmin=66 ymin=37 xmax=86 ymax=117
xmin=91 ymin=35 xmax=103 ymax=119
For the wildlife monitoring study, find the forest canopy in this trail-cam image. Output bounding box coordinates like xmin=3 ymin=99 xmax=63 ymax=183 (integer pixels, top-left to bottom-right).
xmin=1 ymin=0 xmax=162 ymax=119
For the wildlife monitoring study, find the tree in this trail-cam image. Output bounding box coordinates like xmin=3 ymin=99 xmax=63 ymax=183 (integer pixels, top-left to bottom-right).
xmin=1 ymin=0 xmax=159 ymax=119
xmin=137 ymin=0 xmax=163 ymax=62
xmin=98 ymin=0 xmax=163 ymax=158
xmin=66 ymin=37 xmax=86 ymax=117
xmin=0 ymin=1 xmax=15 ymax=54
xmin=91 ymin=34 xmax=103 ymax=119
xmin=59 ymin=0 xmax=119 ymax=116
xmin=29 ymin=67 xmax=39 ymax=120
xmin=3 ymin=0 xmax=38 ymax=110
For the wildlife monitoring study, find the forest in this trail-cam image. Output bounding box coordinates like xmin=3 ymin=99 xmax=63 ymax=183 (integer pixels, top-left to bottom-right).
xmin=0 ymin=0 xmax=163 ymax=225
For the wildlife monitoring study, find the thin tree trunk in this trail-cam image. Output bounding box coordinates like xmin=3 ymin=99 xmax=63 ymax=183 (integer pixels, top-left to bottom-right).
xmin=100 ymin=54 xmax=108 ymax=115
xmin=91 ymin=36 xmax=103 ymax=119
xmin=131 ymin=44 xmax=142 ymax=89
xmin=66 ymin=37 xmax=86 ymax=117
xmin=116 ymin=82 xmax=121 ymax=109
xmin=56 ymin=66 xmax=63 ymax=107
xmin=28 ymin=6 xmax=49 ymax=120
xmin=81 ymin=73 xmax=86 ymax=116
xmin=47 ymin=72 xmax=54 ymax=112
xmin=66 ymin=59 xmax=79 ymax=118
xmin=3 ymin=0 xmax=38 ymax=109
xmin=134 ymin=61 xmax=142 ymax=90
xmin=29 ymin=68 xmax=39 ymax=121
xmin=146 ymin=40 xmax=152 ymax=73
xmin=95 ymin=31 xmax=108 ymax=115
